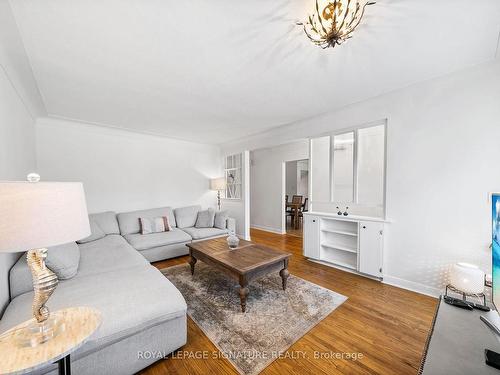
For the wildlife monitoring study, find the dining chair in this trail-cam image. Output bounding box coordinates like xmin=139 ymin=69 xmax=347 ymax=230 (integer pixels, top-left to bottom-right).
xmin=297 ymin=197 xmax=308 ymax=224
xmin=301 ymin=197 xmax=308 ymax=213
xmin=292 ymin=195 xmax=303 ymax=204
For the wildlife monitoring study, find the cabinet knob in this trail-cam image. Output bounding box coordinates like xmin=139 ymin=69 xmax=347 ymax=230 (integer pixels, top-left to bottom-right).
xmin=362 ymin=225 xmax=366 ymax=229
xmin=312 ymin=220 xmax=316 ymax=223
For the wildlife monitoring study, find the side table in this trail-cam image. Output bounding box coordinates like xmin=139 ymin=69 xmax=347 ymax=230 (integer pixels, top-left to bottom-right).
xmin=0 ymin=306 xmax=101 ymax=375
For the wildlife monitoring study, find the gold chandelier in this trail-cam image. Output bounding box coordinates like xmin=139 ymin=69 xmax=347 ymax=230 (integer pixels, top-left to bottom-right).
xmin=298 ymin=0 xmax=375 ymax=49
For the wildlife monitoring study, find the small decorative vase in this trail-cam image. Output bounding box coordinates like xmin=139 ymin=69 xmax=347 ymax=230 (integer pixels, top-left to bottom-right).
xmin=227 ymin=231 xmax=239 ymax=249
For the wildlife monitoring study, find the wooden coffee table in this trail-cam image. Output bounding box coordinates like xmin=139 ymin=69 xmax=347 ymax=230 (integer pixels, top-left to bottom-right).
xmin=186 ymin=237 xmax=291 ymax=312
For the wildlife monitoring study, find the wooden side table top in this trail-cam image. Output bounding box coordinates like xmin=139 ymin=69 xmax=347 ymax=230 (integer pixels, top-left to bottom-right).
xmin=0 ymin=306 xmax=101 ymax=375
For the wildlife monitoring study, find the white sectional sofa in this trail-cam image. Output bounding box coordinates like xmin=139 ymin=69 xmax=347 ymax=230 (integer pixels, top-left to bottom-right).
xmin=0 ymin=206 xmax=235 ymax=375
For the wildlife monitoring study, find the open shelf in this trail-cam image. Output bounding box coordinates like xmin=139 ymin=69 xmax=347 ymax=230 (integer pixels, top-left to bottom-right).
xmin=321 ymin=243 xmax=357 ymax=254
xmin=320 ymin=245 xmax=357 ymax=270
xmin=321 ymin=228 xmax=357 ymax=237
xmin=319 ymin=217 xmax=358 ymax=271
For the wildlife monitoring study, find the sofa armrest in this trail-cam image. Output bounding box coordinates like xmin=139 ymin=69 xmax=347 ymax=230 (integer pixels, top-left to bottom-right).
xmin=227 ymin=217 xmax=236 ymax=233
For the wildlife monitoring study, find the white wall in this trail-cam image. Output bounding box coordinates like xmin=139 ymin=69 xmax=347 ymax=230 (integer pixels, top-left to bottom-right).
xmin=285 ymin=161 xmax=297 ymax=197
xmin=225 ymin=59 xmax=500 ymax=296
xmin=0 ymin=67 xmax=35 ymax=317
xmin=36 ymin=118 xmax=222 ymax=214
xmin=0 ymin=0 xmax=45 ymax=317
xmin=286 ymin=160 xmax=309 ymax=199
xmin=250 ymin=140 xmax=309 ymax=234
xmin=296 ymin=160 xmax=309 ymax=198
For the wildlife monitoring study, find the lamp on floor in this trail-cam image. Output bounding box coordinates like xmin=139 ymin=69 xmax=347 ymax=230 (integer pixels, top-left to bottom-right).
xmin=0 ymin=174 xmax=91 ymax=347
xmin=210 ymin=177 xmax=226 ymax=211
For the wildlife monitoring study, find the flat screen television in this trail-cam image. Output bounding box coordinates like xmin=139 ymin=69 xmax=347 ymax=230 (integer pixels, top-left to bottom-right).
xmin=493 ymin=193 xmax=500 ymax=311
xmin=482 ymin=193 xmax=500 ymax=368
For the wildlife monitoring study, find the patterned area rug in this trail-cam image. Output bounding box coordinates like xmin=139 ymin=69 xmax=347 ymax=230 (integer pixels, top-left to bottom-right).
xmin=161 ymin=263 xmax=347 ymax=375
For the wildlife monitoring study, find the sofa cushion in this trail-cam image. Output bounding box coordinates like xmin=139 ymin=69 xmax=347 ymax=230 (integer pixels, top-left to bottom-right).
xmin=117 ymin=207 xmax=176 ymax=235
xmin=77 ymin=211 xmax=119 ymax=243
xmin=214 ymin=210 xmax=229 ymax=230
xmin=195 ymin=208 xmax=215 ymax=228
xmin=46 ymin=242 xmax=80 ymax=280
xmin=77 ymin=235 xmax=148 ymax=278
xmin=174 ymin=205 xmax=201 ymax=228
xmin=0 ymin=266 xmax=187 ymax=356
xmin=180 ymin=227 xmax=229 ymax=240
xmin=124 ymin=229 xmax=192 ymax=251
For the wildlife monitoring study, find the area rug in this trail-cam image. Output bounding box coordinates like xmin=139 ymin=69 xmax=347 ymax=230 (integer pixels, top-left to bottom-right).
xmin=161 ymin=263 xmax=347 ymax=375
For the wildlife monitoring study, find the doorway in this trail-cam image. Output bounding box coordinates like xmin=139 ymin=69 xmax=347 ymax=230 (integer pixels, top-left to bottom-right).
xmin=284 ymin=159 xmax=309 ymax=237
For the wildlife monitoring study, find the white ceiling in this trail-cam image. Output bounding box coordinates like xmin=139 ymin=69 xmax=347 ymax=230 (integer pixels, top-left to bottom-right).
xmin=9 ymin=0 xmax=500 ymax=144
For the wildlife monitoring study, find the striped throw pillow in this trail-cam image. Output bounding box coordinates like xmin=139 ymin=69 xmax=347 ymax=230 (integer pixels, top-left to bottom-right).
xmin=139 ymin=216 xmax=171 ymax=235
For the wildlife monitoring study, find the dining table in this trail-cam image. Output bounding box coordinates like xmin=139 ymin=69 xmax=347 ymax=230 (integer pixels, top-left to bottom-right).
xmin=286 ymin=202 xmax=303 ymax=229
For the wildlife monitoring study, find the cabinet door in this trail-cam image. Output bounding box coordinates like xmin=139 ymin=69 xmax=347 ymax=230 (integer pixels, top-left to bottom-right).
xmin=358 ymin=221 xmax=383 ymax=277
xmin=303 ymin=215 xmax=320 ymax=259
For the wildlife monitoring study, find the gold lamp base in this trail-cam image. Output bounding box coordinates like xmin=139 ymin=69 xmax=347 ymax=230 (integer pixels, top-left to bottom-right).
xmin=18 ymin=248 xmax=61 ymax=347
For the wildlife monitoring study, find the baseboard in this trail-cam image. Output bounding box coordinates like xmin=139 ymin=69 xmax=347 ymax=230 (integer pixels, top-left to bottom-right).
xmin=383 ymin=275 xmax=441 ymax=298
xmin=250 ymin=225 xmax=285 ymax=235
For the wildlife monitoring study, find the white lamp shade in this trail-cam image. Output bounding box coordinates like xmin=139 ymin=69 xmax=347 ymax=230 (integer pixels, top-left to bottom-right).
xmin=0 ymin=182 xmax=91 ymax=252
xmin=450 ymin=262 xmax=485 ymax=294
xmin=210 ymin=177 xmax=226 ymax=191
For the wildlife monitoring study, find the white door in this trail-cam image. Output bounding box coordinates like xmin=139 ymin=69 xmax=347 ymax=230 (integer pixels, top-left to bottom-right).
xmin=358 ymin=221 xmax=383 ymax=277
xmin=303 ymin=215 xmax=320 ymax=259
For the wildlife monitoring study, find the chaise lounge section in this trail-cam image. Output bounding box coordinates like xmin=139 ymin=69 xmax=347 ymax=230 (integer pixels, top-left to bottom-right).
xmin=0 ymin=206 xmax=236 ymax=374
xmin=1 ymin=211 xmax=187 ymax=375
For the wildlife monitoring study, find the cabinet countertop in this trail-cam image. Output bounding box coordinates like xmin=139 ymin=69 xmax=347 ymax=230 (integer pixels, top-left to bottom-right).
xmin=303 ymin=211 xmax=389 ymax=223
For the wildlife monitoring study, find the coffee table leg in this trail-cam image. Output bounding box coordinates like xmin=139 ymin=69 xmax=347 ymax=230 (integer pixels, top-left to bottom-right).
xmin=280 ymin=259 xmax=290 ymax=291
xmin=239 ymin=276 xmax=249 ymax=313
xmin=189 ymin=253 xmax=197 ymax=275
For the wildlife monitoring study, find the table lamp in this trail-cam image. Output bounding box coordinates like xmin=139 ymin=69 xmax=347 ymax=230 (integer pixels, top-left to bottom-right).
xmin=210 ymin=177 xmax=226 ymax=210
xmin=0 ymin=174 xmax=90 ymax=346
xmin=445 ymin=262 xmax=486 ymax=306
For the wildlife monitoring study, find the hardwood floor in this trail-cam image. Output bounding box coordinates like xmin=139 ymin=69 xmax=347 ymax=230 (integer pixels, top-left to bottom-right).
xmin=141 ymin=229 xmax=437 ymax=375
xmin=285 ymin=217 xmax=303 ymax=237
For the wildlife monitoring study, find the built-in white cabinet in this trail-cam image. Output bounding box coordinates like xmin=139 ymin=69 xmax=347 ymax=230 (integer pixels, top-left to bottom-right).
xmin=358 ymin=221 xmax=383 ymax=277
xmin=303 ymin=214 xmax=320 ymax=259
xmin=303 ymin=212 xmax=384 ymax=279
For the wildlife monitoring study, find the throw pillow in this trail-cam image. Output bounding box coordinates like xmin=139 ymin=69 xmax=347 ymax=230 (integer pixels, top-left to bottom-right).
xmin=46 ymin=242 xmax=80 ymax=280
xmin=77 ymin=219 xmax=106 ymax=244
xmin=174 ymin=205 xmax=201 ymax=228
xmin=195 ymin=208 xmax=216 ymax=228
xmin=214 ymin=210 xmax=229 ymax=230
xmin=139 ymin=216 xmax=171 ymax=234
